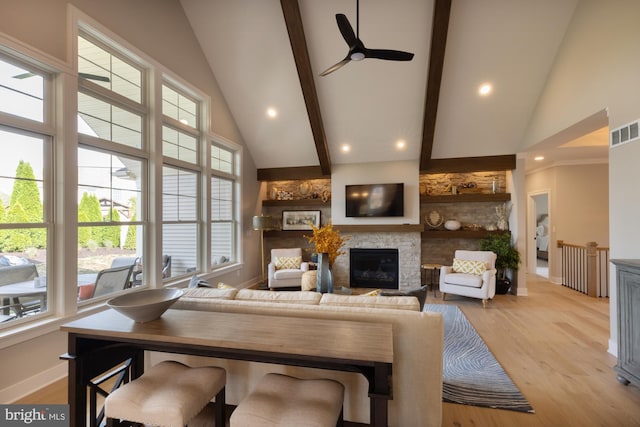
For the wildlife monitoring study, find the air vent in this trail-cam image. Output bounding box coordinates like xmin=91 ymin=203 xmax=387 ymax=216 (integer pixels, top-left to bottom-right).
xmin=611 ymin=120 xmax=640 ymax=148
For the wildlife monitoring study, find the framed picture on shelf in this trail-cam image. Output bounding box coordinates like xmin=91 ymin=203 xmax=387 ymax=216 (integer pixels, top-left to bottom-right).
xmin=282 ymin=210 xmax=321 ymax=231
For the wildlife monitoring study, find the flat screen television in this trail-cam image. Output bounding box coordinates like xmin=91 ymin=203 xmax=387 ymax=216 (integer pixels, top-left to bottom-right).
xmin=345 ymin=183 xmax=404 ymax=217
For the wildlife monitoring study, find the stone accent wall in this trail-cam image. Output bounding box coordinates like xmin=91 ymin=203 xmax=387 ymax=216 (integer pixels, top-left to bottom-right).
xmin=421 ymin=238 xmax=481 ymax=266
xmin=332 ymin=232 xmax=422 ymax=291
xmin=419 ymin=171 xmax=506 ymax=196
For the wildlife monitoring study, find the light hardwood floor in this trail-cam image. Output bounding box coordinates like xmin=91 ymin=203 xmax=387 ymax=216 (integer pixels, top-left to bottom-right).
xmin=16 ymin=274 xmax=640 ymax=426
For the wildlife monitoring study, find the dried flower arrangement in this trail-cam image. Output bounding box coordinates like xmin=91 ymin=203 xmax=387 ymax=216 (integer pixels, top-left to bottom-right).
xmin=304 ymin=221 xmax=349 ymax=267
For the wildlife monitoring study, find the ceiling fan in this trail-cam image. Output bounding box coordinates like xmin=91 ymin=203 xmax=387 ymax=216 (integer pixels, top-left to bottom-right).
xmin=320 ymin=0 xmax=414 ymax=76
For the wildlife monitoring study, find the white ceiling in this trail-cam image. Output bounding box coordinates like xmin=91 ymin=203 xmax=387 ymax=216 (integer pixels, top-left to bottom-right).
xmin=180 ymin=0 xmax=606 ymax=173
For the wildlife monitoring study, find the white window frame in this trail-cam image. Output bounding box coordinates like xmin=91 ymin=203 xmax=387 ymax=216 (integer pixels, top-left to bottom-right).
xmin=209 ymin=134 xmax=242 ymax=274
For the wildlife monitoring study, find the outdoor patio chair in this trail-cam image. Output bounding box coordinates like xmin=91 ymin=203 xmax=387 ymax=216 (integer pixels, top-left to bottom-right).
xmin=89 ymin=264 xmax=135 ymax=299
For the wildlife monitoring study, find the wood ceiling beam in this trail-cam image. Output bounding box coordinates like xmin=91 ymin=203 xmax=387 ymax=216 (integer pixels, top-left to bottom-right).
xmin=421 ymin=154 xmax=516 ymax=173
xmin=280 ymin=0 xmax=331 ymax=176
xmin=257 ymin=166 xmax=330 ymax=182
xmin=420 ymin=0 xmax=452 ymax=171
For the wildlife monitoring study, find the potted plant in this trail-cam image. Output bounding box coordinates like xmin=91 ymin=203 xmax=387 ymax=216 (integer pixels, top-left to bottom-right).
xmin=480 ymin=232 xmax=520 ymax=294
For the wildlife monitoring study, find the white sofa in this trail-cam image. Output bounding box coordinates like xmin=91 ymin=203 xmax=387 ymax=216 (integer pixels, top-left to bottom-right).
xmin=155 ymin=288 xmax=443 ymax=427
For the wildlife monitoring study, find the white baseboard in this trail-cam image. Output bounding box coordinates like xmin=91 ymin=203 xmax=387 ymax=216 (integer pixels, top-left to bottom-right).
xmin=1 ymin=362 xmax=67 ymax=403
xmin=549 ymin=275 xmax=563 ymax=285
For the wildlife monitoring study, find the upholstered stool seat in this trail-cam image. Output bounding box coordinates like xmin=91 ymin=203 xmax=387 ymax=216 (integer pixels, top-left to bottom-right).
xmin=105 ymin=360 xmax=226 ymax=427
xmin=230 ymin=373 xmax=344 ymax=427
xmin=301 ymin=270 xmax=317 ymax=291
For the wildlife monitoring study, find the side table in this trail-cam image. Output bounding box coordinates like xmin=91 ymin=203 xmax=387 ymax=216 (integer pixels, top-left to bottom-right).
xmin=421 ymin=263 xmax=442 ymax=297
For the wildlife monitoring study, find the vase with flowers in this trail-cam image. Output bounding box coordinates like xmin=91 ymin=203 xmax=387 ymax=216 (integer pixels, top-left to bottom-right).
xmin=305 ymin=221 xmax=349 ymax=293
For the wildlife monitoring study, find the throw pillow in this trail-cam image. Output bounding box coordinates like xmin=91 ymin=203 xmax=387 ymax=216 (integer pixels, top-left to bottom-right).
xmin=362 ymin=289 xmax=381 ymax=296
xmin=217 ymin=282 xmax=234 ymax=289
xmin=452 ymin=258 xmax=487 ymax=275
xmin=274 ymin=256 xmax=302 ymax=270
xmin=381 ymin=285 xmax=428 ymax=311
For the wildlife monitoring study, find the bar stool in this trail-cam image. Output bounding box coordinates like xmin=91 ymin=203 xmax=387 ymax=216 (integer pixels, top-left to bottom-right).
xmin=230 ymin=373 xmax=344 ymax=427
xmin=105 ymin=360 xmax=226 ymax=427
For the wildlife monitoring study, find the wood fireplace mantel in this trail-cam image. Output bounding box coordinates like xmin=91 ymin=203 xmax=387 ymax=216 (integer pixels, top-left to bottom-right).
xmin=334 ymin=224 xmax=424 ymax=233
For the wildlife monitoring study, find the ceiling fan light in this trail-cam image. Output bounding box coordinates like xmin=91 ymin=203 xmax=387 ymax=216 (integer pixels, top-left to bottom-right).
xmin=350 ymin=52 xmax=365 ymax=61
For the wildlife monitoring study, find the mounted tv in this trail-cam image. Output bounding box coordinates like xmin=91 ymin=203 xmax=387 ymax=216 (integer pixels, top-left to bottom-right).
xmin=345 ymin=183 xmax=404 ymax=217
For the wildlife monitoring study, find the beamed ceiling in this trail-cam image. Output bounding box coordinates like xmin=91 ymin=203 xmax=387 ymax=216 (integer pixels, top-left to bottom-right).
xmin=180 ymin=0 xmax=608 ymax=180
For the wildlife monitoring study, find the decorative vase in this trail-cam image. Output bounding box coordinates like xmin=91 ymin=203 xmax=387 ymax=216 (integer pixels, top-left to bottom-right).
xmin=316 ymin=252 xmax=334 ymax=293
xmin=444 ymin=219 xmax=461 ymax=231
xmin=310 ymin=252 xmax=318 ymax=263
xmin=497 ymin=218 xmax=508 ymax=231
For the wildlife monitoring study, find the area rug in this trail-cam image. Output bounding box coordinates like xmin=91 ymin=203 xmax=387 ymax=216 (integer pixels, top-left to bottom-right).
xmin=424 ymin=304 xmax=534 ymax=413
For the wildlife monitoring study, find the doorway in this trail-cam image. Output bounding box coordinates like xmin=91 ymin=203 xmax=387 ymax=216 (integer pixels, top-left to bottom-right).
xmin=529 ymin=192 xmax=549 ymax=279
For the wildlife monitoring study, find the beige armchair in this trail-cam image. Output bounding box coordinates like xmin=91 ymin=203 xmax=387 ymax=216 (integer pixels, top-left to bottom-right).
xmin=268 ymin=248 xmax=309 ymax=289
xmin=439 ymin=250 xmax=497 ymax=308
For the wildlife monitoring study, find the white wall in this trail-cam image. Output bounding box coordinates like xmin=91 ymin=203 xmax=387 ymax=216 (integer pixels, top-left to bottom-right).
xmin=331 ymin=160 xmax=420 ymax=225
xmin=523 ymin=0 xmax=640 ymax=355
xmin=526 ymin=163 xmax=609 ymax=281
xmin=0 ymin=0 xmax=260 ymax=402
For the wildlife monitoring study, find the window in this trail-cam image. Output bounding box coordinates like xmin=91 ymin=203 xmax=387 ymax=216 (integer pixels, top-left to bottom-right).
xmin=77 ymin=34 xmax=147 ymax=300
xmin=210 ymin=142 xmax=239 ymax=269
xmin=161 ymin=83 xmax=201 ymax=278
xmin=0 ymin=57 xmax=51 ymax=325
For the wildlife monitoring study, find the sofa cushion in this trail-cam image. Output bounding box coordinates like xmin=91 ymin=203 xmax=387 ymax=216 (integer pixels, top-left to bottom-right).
xmin=273 ymin=269 xmax=304 ymax=280
xmin=452 ymin=258 xmax=487 ymax=275
xmin=274 ymin=256 xmax=301 ymax=270
xmin=179 ymin=287 xmax=239 ymax=300
xmin=235 ymin=289 xmax=321 ymax=305
xmin=319 ymin=293 xmax=420 ymax=311
xmin=443 ymin=272 xmax=484 ymax=288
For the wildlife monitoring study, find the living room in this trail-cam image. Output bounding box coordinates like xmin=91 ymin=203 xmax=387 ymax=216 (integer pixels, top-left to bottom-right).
xmin=1 ymin=0 xmax=640 ymax=425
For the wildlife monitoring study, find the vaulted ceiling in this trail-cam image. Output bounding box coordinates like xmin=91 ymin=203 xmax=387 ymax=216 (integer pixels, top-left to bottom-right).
xmin=180 ymin=0 xmax=605 ymax=179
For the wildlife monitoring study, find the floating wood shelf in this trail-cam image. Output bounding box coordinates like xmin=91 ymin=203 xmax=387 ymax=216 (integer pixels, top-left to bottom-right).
xmin=420 ymin=193 xmax=511 ymax=203
xmin=264 ymin=230 xmax=311 ymax=238
xmin=262 ymin=199 xmax=329 ymax=206
xmin=421 ymin=229 xmax=509 ymax=239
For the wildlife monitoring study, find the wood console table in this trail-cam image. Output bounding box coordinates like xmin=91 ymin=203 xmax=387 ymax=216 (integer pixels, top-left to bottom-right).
xmin=61 ymin=309 xmax=393 ymax=427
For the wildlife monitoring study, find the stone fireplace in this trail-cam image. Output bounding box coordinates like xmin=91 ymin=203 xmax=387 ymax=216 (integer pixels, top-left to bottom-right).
xmin=332 ymin=231 xmax=421 ymax=291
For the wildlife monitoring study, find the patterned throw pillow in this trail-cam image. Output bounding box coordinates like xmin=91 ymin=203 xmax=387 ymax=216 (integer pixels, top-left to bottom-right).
xmin=274 ymin=256 xmax=302 ymax=270
xmin=452 ymin=258 xmax=487 ymax=275
xmin=362 ymin=289 xmax=381 ymax=296
xmin=217 ymin=282 xmax=235 ymax=289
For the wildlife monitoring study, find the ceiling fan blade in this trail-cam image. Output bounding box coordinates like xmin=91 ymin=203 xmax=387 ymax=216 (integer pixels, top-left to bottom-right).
xmin=365 ymin=49 xmax=414 ymax=61
xmin=320 ymin=57 xmax=351 ymax=76
xmin=79 ymin=72 xmax=111 ymax=82
xmin=335 ymin=14 xmax=358 ymax=47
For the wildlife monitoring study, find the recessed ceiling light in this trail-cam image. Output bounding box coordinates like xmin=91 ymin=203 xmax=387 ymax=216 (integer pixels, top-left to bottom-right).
xmin=395 ymin=139 xmax=406 ymax=150
xmin=534 ymin=156 xmax=545 ymax=161
xmin=266 ymin=108 xmax=278 ymax=118
xmin=478 ymin=83 xmax=492 ymax=96
xmin=341 ymin=144 xmax=351 ymax=153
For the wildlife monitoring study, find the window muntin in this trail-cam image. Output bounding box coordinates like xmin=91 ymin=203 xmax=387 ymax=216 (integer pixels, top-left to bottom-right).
xmin=78 ymin=92 xmax=143 ymax=149
xmin=0 ymin=126 xmax=49 ymax=322
xmin=0 ymin=57 xmax=44 ymax=122
xmin=211 ymin=145 xmax=233 ymax=174
xmin=162 ymin=125 xmax=197 ymax=164
xmin=162 ymin=85 xmax=197 ymax=129
xmin=78 ymin=35 xmax=142 ymax=103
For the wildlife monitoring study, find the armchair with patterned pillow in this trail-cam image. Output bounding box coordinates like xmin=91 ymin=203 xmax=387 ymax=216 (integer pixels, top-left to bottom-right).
xmin=267 ymin=248 xmax=309 ymax=289
xmin=439 ymin=250 xmax=497 ymax=308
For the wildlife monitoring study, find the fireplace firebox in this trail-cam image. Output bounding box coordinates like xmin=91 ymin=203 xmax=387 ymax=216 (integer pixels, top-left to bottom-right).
xmin=349 ymin=248 xmax=399 ymax=289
